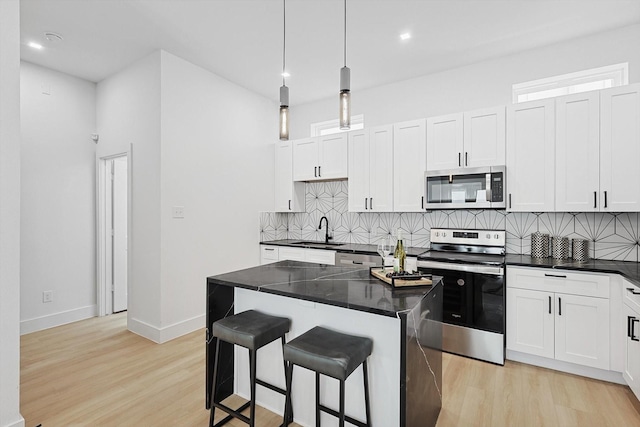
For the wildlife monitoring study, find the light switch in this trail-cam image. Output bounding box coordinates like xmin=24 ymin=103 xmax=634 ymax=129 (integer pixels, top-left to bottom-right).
xmin=172 ymin=206 xmax=185 ymax=219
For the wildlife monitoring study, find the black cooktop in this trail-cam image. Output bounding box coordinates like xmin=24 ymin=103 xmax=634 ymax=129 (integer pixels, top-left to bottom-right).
xmin=417 ymin=250 xmax=506 ymax=266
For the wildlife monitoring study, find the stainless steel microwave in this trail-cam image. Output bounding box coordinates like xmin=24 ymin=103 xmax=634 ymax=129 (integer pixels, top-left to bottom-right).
xmin=425 ymin=166 xmax=506 ymax=209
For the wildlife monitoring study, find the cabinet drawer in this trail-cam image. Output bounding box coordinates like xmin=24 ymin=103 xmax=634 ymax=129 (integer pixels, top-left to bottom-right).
xmin=261 ymin=245 xmax=279 ymax=261
xmin=305 ymin=249 xmax=336 ymax=265
xmin=623 ymin=279 xmax=640 ymax=312
xmin=507 ymin=266 xmax=609 ymax=298
xmin=279 ymin=247 xmax=306 ymax=262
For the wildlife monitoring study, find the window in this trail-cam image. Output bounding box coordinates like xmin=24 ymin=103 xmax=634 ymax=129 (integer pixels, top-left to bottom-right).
xmin=513 ymin=63 xmax=628 ymax=103
xmin=310 ymin=114 xmax=364 ymax=137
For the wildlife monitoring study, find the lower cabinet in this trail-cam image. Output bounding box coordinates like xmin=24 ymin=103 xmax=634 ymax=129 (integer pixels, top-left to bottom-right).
xmin=506 ymin=267 xmax=611 ymax=370
xmin=623 ymin=282 xmax=640 ymax=400
xmin=260 ymin=245 xmax=335 ymax=266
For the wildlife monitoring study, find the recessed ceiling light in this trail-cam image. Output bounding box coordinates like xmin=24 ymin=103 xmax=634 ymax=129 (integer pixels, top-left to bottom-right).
xmin=400 ymin=33 xmax=411 ymax=41
xmin=28 ymin=42 xmax=43 ymax=50
xmin=282 ymin=72 xmax=290 ymax=78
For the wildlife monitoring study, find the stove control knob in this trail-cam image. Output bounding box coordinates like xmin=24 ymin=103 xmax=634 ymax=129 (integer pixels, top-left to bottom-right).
xmin=494 ymin=234 xmax=500 ymax=239
xmin=486 ymin=233 xmax=491 ymax=239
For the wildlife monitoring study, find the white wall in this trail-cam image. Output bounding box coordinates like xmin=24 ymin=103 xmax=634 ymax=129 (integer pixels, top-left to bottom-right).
xmin=159 ymin=51 xmax=275 ymax=340
xmin=291 ymin=24 xmax=640 ymax=138
xmin=96 ymin=51 xmax=162 ymax=338
xmin=20 ymin=62 xmax=97 ymax=334
xmin=0 ymin=0 xmax=25 ymax=425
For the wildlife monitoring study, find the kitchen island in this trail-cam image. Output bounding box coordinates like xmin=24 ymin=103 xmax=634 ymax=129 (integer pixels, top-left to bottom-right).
xmin=206 ymin=261 xmax=443 ymax=427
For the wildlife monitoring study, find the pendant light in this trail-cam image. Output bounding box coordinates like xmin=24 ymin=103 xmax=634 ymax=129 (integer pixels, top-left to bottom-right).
xmin=339 ymin=0 xmax=350 ymax=130
xmin=279 ymin=0 xmax=290 ymax=140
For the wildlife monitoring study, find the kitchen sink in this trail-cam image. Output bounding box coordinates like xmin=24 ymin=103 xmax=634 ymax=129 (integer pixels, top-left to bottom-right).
xmin=291 ymin=241 xmax=345 ymax=247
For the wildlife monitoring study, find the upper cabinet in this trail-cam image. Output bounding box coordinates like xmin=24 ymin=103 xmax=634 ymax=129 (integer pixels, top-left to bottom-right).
xmin=348 ymin=125 xmax=394 ymax=212
xmin=600 ymin=83 xmax=640 ymax=212
xmin=426 ymin=106 xmax=505 ymax=171
xmin=292 ymin=134 xmax=348 ymax=181
xmin=274 ymin=141 xmax=305 ymax=212
xmin=555 ymin=91 xmax=600 ymax=212
xmin=506 ymin=99 xmax=556 ymax=212
xmin=393 ymin=119 xmax=427 ymax=212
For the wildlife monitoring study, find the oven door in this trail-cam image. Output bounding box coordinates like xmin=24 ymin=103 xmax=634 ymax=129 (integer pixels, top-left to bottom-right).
xmin=417 ymin=261 xmax=504 ymax=334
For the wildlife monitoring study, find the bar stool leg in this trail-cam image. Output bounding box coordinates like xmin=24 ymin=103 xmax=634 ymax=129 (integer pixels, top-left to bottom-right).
xmin=283 ymin=362 xmax=294 ymax=426
xmin=363 ymin=360 xmax=371 ymax=426
xmin=338 ymin=379 xmax=345 ymax=427
xmin=281 ymin=336 xmax=293 ymax=424
xmin=209 ymin=339 xmax=221 ymax=427
xmin=315 ymin=372 xmax=321 ymax=427
xmin=249 ymin=349 xmax=257 ymax=427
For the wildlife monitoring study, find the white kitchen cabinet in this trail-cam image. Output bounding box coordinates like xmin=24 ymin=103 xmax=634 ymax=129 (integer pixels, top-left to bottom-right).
xmin=426 ymin=107 xmax=505 ymax=171
xmin=506 ymin=99 xmax=555 ymax=212
xmin=600 ymin=83 xmax=640 ymax=212
xmin=292 ymin=134 xmax=348 ymax=181
xmin=271 ymin=246 xmax=336 ymax=265
xmin=260 ymin=245 xmax=280 ymax=265
xmin=623 ymin=298 xmax=640 ymax=400
xmin=348 ymin=125 xmax=393 ymax=212
xmin=393 ymin=119 xmax=427 ymax=212
xmin=507 ymin=266 xmax=611 ymax=370
xmin=463 ymin=106 xmax=506 ymax=168
xmin=274 ymin=141 xmax=305 ymax=212
xmin=555 ymin=91 xmax=600 ymax=212
xmin=426 ymin=113 xmax=463 ymax=171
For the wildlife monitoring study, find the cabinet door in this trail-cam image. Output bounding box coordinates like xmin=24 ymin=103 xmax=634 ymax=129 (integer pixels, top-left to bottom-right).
xmin=369 ymin=125 xmax=394 ymax=212
xmin=275 ymin=142 xmax=305 ymax=212
xmin=555 ymin=293 xmax=610 ymax=370
xmin=555 ymin=92 xmax=600 ymax=212
xmin=348 ymin=130 xmax=370 ymax=212
xmin=260 ymin=245 xmax=279 ymax=265
xmin=506 ymin=288 xmax=555 ymax=359
xmin=623 ymin=304 xmax=640 ymax=400
xmin=464 ymin=106 xmax=506 ymax=168
xmin=278 ymin=247 xmax=306 ymax=262
xmin=506 ymin=99 xmax=555 ymax=212
xmin=393 ymin=119 xmax=427 ymax=212
xmin=600 ymin=83 xmax=640 ymax=211
xmin=318 ymin=133 xmax=348 ymax=179
xmin=304 ymin=249 xmax=336 ymax=265
xmin=426 ymin=113 xmax=463 ymax=171
xmin=292 ymin=137 xmax=319 ymax=181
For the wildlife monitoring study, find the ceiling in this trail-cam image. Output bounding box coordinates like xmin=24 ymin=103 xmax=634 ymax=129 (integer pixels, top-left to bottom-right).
xmin=20 ymin=0 xmax=640 ymax=106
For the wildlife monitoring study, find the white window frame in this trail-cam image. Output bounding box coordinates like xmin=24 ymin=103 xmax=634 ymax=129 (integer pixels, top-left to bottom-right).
xmin=513 ymin=63 xmax=629 ymax=103
xmin=310 ymin=114 xmax=364 ymax=137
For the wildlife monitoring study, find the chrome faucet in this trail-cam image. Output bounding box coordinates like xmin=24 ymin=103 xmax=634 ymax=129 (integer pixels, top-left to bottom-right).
xmin=318 ymin=216 xmax=331 ymax=243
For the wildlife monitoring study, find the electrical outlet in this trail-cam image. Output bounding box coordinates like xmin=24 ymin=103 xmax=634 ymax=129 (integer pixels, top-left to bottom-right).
xmin=172 ymin=206 xmax=185 ymax=219
xmin=43 ymin=290 xmax=53 ymax=303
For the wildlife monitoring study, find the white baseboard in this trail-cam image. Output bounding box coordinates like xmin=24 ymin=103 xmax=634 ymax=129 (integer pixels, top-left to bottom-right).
xmin=2 ymin=414 xmax=25 ymax=427
xmin=128 ymin=314 xmax=205 ymax=344
xmin=20 ymin=305 xmax=97 ymax=335
xmin=506 ymin=350 xmax=626 ymax=385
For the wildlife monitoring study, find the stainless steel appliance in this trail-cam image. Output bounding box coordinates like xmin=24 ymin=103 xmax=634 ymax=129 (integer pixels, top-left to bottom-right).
xmin=417 ymin=228 xmax=506 ymax=365
xmin=425 ymin=166 xmax=506 ymax=209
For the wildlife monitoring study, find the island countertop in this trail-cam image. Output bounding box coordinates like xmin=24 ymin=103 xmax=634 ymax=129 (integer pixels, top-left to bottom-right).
xmin=207 ymin=260 xmax=439 ymax=318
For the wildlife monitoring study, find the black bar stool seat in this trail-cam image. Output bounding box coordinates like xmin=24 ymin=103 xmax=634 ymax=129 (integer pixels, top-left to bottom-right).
xmin=283 ymin=326 xmax=373 ymax=427
xmin=209 ymin=310 xmax=291 ymax=427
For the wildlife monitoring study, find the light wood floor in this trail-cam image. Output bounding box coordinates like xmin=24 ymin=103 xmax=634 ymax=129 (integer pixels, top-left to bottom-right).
xmin=21 ymin=313 xmax=640 ymax=427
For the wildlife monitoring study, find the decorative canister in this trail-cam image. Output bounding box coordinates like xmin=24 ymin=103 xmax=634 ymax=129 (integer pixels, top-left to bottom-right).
xmin=551 ymin=236 xmax=570 ymax=260
xmin=572 ymin=238 xmax=590 ymax=262
xmin=530 ymin=232 xmax=550 ymax=258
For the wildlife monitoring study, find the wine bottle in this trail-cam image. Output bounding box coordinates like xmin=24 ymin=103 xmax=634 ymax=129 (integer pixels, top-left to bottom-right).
xmin=393 ymin=229 xmax=406 ymax=273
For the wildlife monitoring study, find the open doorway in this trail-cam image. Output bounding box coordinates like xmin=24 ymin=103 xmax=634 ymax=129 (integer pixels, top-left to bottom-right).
xmin=97 ymin=153 xmax=130 ymax=316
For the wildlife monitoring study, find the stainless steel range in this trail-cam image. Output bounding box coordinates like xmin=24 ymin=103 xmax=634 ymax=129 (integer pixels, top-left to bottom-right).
xmin=417 ymin=228 xmax=506 ymax=365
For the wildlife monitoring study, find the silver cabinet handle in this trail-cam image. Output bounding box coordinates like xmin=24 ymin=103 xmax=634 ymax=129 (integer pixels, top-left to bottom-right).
xmin=364 ymin=197 xmax=368 ymax=210
xmin=594 ymin=191 xmax=597 ymax=209
xmin=508 ymin=193 xmax=512 ymax=209
xmin=458 ymin=152 xmax=461 ymax=167
xmin=318 ymin=165 xmax=321 ymax=177
xmin=545 ymin=273 xmax=567 ymax=278
xmin=465 ymin=152 xmax=468 ymax=166
xmin=604 ymin=190 xmax=608 ymax=208
xmin=264 ymin=248 xmax=275 ymax=251
xmin=627 ymin=288 xmax=640 ymax=295
xmin=288 ymin=200 xmax=291 ymax=210
xmin=370 ymin=197 xmax=373 ymax=210
xmin=558 ymin=297 xmax=562 ymax=316
xmin=314 ymin=166 xmax=317 ymax=177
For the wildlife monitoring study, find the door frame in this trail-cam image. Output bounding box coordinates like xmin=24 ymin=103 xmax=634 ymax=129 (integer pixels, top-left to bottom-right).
xmin=96 ymin=149 xmax=132 ymax=317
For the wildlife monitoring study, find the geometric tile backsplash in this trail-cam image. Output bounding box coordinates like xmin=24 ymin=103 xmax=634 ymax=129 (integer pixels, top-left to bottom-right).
xmin=260 ymin=181 xmax=640 ymax=262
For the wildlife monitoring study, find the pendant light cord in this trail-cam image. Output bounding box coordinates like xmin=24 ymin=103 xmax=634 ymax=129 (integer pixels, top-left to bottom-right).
xmin=283 ymin=0 xmax=286 ymax=86
xmin=343 ymin=0 xmax=347 ymax=67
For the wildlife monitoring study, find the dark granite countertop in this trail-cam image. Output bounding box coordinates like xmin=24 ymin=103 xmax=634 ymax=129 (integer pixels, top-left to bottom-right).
xmin=207 ymin=260 xmax=439 ymax=318
xmin=505 ymin=254 xmax=640 ymax=287
xmin=260 ymin=239 xmax=427 ymax=257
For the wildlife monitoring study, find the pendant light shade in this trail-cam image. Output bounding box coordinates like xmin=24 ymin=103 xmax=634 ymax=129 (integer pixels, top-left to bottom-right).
xmin=279 ymin=0 xmax=289 ymax=141
xmin=339 ymin=0 xmax=350 ymax=129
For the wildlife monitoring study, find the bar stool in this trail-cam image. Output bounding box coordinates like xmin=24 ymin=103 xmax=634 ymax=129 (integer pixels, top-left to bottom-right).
xmin=209 ymin=309 xmax=291 ymax=427
xmin=283 ymin=326 xmax=373 ymax=427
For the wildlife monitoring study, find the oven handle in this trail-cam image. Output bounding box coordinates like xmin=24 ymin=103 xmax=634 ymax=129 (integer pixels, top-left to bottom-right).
xmin=417 ymin=260 xmax=504 ymax=276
